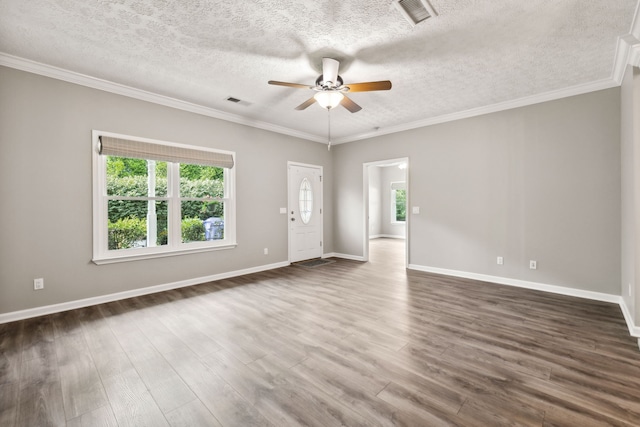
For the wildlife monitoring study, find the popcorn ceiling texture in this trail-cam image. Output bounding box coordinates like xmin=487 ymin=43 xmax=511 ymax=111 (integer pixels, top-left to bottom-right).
xmin=0 ymin=0 xmax=635 ymax=140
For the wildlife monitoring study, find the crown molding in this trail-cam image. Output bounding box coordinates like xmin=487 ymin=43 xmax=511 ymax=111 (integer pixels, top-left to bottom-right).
xmin=0 ymin=53 xmax=325 ymax=144
xmin=631 ymin=43 xmax=640 ymax=69
xmin=610 ymin=1 xmax=640 ymax=84
xmin=613 ymin=34 xmax=640 ymax=84
xmin=0 ymin=52 xmax=623 ymax=146
xmin=335 ymin=77 xmax=618 ymax=144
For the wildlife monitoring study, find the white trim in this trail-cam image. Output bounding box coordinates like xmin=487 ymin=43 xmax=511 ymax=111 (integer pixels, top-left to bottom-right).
xmin=408 ymin=263 xmax=640 ymax=339
xmin=630 ymin=43 xmax=640 ymax=69
xmin=620 ymin=299 xmax=640 ymax=338
xmin=4 ymin=257 xmax=638 ymax=341
xmin=323 ymin=252 xmax=365 ymax=262
xmin=407 ymin=264 xmax=640 ymax=340
xmin=613 ymin=35 xmax=633 ymax=84
xmin=336 ymin=78 xmax=618 ymax=144
xmin=613 ymin=35 xmax=640 ymax=84
xmin=0 ymin=53 xmax=324 ymax=144
xmin=408 ymin=264 xmax=621 ymax=303
xmin=0 ymin=261 xmax=290 ymax=324
xmin=92 ymin=243 xmax=238 ymax=265
xmin=363 ymin=158 xmax=410 ymax=265
xmin=92 ymin=130 xmax=237 ymax=263
xmin=287 ymin=162 xmax=324 ymax=263
xmin=0 ymin=52 xmax=622 ymax=146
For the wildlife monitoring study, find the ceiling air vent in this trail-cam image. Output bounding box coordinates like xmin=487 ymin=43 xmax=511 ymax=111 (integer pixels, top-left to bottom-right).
xmin=225 ymin=96 xmax=251 ymax=106
xmin=393 ymin=0 xmax=437 ymax=27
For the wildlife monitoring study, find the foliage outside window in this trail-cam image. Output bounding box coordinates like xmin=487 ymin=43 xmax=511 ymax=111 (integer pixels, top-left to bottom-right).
xmin=93 ymin=132 xmax=235 ymax=264
xmin=391 ymin=182 xmax=406 ymax=223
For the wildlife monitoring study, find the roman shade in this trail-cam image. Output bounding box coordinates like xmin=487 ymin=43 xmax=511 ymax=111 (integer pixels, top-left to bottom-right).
xmin=99 ymin=136 xmax=234 ymax=168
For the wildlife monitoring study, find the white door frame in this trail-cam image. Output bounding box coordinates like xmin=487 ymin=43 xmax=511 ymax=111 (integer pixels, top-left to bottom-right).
xmin=288 ymin=161 xmax=324 ymax=262
xmin=363 ymin=157 xmax=409 ymax=266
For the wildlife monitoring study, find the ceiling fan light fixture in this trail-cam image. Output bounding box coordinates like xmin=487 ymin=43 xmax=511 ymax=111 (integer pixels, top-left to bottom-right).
xmin=314 ymin=91 xmax=344 ymax=109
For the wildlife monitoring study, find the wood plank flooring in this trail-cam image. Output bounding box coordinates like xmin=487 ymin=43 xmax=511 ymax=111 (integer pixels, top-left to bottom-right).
xmin=1 ymin=238 xmax=639 ymax=426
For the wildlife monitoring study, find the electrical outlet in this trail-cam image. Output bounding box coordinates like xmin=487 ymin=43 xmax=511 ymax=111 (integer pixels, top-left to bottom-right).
xmin=497 ymin=256 xmax=503 ymax=265
xmin=529 ymin=260 xmax=537 ymax=270
xmin=264 ymin=248 xmax=268 ymax=255
xmin=34 ymin=278 xmax=44 ymax=290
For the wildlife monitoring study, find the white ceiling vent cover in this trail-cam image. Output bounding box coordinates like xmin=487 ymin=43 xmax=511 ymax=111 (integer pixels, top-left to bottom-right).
xmin=225 ymin=96 xmax=252 ymax=107
xmin=393 ymin=0 xmax=437 ymax=26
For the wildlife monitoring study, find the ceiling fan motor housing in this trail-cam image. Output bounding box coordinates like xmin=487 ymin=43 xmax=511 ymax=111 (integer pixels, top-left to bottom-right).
xmin=316 ymin=75 xmax=344 ymax=90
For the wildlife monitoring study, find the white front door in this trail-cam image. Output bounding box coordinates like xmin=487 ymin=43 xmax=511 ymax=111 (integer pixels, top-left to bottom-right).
xmin=288 ymin=163 xmax=323 ymax=262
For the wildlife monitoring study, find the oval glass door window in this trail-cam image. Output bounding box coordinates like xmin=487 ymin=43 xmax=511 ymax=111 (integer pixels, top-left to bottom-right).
xmin=299 ymin=178 xmax=313 ymax=224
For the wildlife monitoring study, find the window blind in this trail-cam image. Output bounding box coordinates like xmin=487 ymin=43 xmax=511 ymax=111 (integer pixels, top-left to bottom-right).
xmin=391 ymin=181 xmax=406 ymax=190
xmin=99 ymin=136 xmax=234 ymax=168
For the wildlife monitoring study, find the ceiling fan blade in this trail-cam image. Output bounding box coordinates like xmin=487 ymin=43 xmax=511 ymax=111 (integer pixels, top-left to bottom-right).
xmin=344 ymin=80 xmax=392 ymax=92
xmin=340 ymin=95 xmax=362 ymax=113
xmin=322 ymin=58 xmax=340 ymax=87
xmin=295 ymin=97 xmax=317 ymax=110
xmin=268 ymin=80 xmax=312 ymax=89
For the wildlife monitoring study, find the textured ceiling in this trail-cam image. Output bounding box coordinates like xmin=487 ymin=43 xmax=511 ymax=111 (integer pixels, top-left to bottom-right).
xmin=0 ymin=0 xmax=637 ymax=142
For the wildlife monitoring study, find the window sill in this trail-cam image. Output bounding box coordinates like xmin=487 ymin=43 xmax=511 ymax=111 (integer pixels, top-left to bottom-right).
xmin=92 ymin=242 xmax=237 ymax=265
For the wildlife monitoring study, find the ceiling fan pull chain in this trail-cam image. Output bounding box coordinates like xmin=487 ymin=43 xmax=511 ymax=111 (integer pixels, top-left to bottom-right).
xmin=327 ymin=107 xmax=331 ymax=151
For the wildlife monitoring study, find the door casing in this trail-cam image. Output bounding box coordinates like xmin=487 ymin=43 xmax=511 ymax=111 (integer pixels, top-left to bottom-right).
xmin=288 ymin=161 xmax=323 ymax=263
xmin=363 ymin=157 xmax=409 ymax=266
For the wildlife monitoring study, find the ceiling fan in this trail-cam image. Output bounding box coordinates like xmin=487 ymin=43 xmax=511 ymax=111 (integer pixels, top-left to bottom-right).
xmin=268 ymin=58 xmax=392 ymax=113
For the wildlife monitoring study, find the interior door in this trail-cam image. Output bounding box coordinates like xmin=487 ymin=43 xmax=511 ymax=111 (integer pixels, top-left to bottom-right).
xmin=288 ymin=163 xmax=323 ymax=262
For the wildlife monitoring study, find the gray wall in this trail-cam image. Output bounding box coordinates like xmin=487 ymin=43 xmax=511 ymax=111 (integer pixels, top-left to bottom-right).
xmin=0 ymin=64 xmax=626 ymax=316
xmin=0 ymin=66 xmax=333 ymax=315
xmin=368 ymin=166 xmax=382 ymax=237
xmin=333 ymin=88 xmax=621 ymax=294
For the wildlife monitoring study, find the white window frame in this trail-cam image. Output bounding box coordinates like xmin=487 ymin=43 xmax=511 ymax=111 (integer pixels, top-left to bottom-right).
xmin=92 ymin=130 xmax=236 ymax=264
xmin=391 ymin=181 xmax=406 ymax=224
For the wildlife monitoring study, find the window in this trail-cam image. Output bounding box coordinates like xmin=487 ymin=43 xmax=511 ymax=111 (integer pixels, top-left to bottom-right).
xmin=391 ymin=181 xmax=406 ymax=223
xmin=92 ymin=131 xmax=236 ymax=264
xmin=299 ymin=178 xmax=313 ymax=224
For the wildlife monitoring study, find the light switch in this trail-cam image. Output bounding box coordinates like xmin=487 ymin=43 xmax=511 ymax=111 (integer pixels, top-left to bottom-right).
xmin=412 ymin=206 xmax=420 ymax=214
xmin=280 ymin=207 xmax=287 ymax=214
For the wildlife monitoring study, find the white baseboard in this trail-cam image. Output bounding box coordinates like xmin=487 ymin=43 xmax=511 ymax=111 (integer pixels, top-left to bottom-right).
xmin=0 ymin=261 xmax=290 ymax=324
xmin=324 ymin=252 xmax=365 ymax=262
xmin=4 ymin=258 xmax=639 ymax=342
xmin=408 ymin=263 xmax=640 ymax=339
xmin=620 ymin=299 xmax=640 ymax=338
xmin=408 ymin=264 xmax=620 ymax=303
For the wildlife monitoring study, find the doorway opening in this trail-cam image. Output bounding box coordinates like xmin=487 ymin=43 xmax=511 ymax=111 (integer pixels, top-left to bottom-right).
xmin=363 ymin=158 xmax=409 ymax=266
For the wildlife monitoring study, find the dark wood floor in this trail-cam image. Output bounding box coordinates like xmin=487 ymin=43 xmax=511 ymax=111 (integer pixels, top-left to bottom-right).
xmin=1 ymin=238 xmax=640 ymax=426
